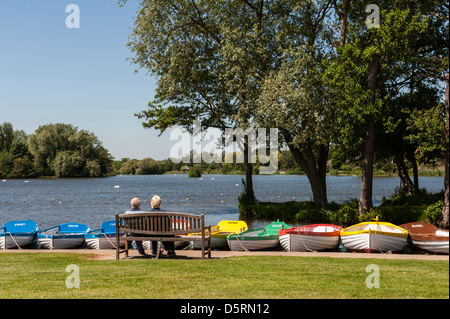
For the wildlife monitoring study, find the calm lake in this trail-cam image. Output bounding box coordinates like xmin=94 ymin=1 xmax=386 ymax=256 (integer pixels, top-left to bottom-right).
xmin=0 ymin=174 xmax=444 ymax=230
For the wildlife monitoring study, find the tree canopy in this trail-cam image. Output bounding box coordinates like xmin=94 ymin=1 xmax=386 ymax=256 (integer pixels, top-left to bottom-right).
xmin=0 ymin=122 xmax=113 ymax=178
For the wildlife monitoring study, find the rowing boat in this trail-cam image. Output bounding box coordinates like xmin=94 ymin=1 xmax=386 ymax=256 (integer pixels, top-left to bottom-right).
xmin=227 ymin=220 xmax=291 ymax=251
xmin=400 ymin=222 xmax=449 ymax=254
xmin=37 ymin=222 xmax=91 ymax=249
xmin=0 ymin=220 xmax=40 ymax=249
xmin=279 ymin=224 xmax=342 ymax=252
xmin=191 ymin=220 xmax=248 ymax=249
xmin=340 ymin=218 xmax=408 ymax=253
xmin=85 ymin=220 xmax=124 ymax=249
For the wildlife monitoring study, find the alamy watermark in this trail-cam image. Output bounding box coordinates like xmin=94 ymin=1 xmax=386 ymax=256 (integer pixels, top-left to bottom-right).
xmin=366 ymin=4 xmax=380 ymax=29
xmin=365 ymin=264 xmax=380 ymax=289
xmin=169 ymin=120 xmax=279 ymax=174
xmin=65 ymin=264 xmax=80 ymax=288
xmin=65 ymin=4 xmax=80 ymax=29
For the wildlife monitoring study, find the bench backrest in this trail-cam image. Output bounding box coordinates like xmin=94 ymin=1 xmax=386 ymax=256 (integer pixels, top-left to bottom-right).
xmin=116 ymin=212 xmax=205 ymax=235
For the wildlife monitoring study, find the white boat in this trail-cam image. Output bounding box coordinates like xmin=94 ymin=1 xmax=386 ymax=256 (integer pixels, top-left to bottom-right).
xmin=400 ymin=222 xmax=449 ymax=254
xmin=227 ymin=220 xmax=291 ymax=251
xmin=37 ymin=223 xmax=91 ymax=249
xmin=279 ymin=224 xmax=342 ymax=252
xmin=0 ymin=220 xmax=40 ymax=249
xmin=340 ymin=218 xmax=408 ymax=253
xmin=85 ymin=220 xmax=124 ymax=249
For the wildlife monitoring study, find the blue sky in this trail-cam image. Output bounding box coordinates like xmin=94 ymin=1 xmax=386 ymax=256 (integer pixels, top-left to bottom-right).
xmin=0 ymin=0 xmax=173 ymax=160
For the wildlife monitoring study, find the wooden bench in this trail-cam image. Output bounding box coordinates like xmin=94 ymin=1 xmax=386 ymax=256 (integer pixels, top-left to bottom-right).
xmin=115 ymin=212 xmax=211 ymax=259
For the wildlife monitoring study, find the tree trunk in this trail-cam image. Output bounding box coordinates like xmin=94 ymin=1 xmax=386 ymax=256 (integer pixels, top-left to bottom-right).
xmin=394 ymin=154 xmax=415 ymax=194
xmin=406 ymin=150 xmax=420 ymax=197
xmin=243 ymin=135 xmax=256 ymax=204
xmin=359 ymin=58 xmax=380 ymax=215
xmin=359 ymin=116 xmax=375 ymax=215
xmin=284 ymin=132 xmax=328 ymax=207
xmin=440 ymin=73 xmax=449 ymax=229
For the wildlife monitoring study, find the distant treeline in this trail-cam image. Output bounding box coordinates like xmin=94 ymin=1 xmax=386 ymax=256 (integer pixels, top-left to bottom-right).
xmin=1 ymin=121 xmax=443 ymax=179
xmin=0 ymin=122 xmax=113 ymax=178
xmin=112 ymin=149 xmax=445 ymax=177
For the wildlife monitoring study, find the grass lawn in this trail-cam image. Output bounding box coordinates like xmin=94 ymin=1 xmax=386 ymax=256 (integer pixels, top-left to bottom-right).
xmin=0 ymin=253 xmax=448 ymax=299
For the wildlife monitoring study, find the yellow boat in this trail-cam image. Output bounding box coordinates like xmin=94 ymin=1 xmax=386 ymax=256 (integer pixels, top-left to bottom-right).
xmin=190 ymin=220 xmax=248 ymax=249
xmin=340 ymin=217 xmax=408 ymax=253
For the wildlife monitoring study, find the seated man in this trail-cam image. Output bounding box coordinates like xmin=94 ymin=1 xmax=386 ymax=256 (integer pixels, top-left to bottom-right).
xmin=124 ymin=197 xmax=146 ymax=255
xmin=149 ymin=195 xmax=176 ymax=256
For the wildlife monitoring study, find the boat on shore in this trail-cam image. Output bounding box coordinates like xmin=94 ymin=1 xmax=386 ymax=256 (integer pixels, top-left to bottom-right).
xmin=85 ymin=220 xmax=124 ymax=249
xmin=227 ymin=220 xmax=291 ymax=251
xmin=400 ymin=222 xmax=449 ymax=254
xmin=37 ymin=223 xmax=91 ymax=249
xmin=340 ymin=218 xmax=408 ymax=253
xmin=191 ymin=220 xmax=248 ymax=249
xmin=0 ymin=220 xmax=40 ymax=249
xmin=279 ymin=224 xmax=342 ymax=252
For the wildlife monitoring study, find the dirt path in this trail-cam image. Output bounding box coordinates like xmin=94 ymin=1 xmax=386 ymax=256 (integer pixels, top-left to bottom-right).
xmin=1 ymin=249 xmax=448 ymax=261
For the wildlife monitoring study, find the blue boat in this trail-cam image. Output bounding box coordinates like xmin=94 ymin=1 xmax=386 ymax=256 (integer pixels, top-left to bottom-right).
xmin=0 ymin=220 xmax=40 ymax=249
xmin=37 ymin=222 xmax=91 ymax=249
xmin=85 ymin=220 xmax=124 ymax=249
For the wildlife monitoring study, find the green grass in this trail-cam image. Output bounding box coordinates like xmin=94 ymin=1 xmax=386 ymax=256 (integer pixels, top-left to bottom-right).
xmin=0 ymin=253 xmax=448 ymax=299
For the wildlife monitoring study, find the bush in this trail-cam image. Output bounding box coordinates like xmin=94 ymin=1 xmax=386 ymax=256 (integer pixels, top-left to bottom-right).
xmin=424 ymin=201 xmax=443 ymax=226
xmin=328 ymin=199 xmax=359 ymax=227
xmin=188 ymin=164 xmax=202 ymax=178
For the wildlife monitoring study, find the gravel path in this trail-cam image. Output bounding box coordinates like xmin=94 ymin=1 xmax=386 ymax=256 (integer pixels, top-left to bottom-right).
xmin=2 ymin=249 xmax=448 ymax=261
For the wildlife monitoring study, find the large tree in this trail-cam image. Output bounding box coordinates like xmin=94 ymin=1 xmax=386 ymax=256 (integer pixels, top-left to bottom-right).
xmin=126 ymin=0 xmax=339 ymax=207
xmin=328 ymin=2 xmax=433 ymax=214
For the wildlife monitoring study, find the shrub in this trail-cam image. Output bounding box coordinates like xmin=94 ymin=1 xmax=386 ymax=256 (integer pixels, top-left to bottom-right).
xmin=424 ymin=201 xmax=443 ymax=226
xmin=328 ymin=199 xmax=359 ymax=227
xmin=188 ymin=164 xmax=202 ymax=178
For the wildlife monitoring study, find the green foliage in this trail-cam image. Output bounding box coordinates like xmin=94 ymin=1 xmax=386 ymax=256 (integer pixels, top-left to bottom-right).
xmin=27 ymin=123 xmax=113 ymax=178
xmin=328 ymin=199 xmax=360 ymax=227
xmin=377 ymin=187 xmax=445 ymax=225
xmin=424 ymin=201 xmax=444 ymax=225
xmin=187 ymin=164 xmax=202 ymax=178
xmin=0 ymin=122 xmax=113 ymax=178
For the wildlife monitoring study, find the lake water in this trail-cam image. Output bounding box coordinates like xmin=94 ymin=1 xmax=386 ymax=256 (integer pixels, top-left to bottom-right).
xmin=0 ymin=174 xmax=444 ymax=230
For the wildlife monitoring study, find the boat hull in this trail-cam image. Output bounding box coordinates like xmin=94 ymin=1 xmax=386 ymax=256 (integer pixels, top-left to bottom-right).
xmin=37 ymin=234 xmax=86 ymax=249
xmin=399 ymin=222 xmax=449 ymax=254
xmin=85 ymin=234 xmax=122 ymax=250
xmin=410 ymin=239 xmax=449 ymax=254
xmin=341 ymin=232 xmax=407 ymax=253
xmin=227 ymin=236 xmax=280 ymax=251
xmin=279 ymin=233 xmax=340 ymax=252
xmin=0 ymin=234 xmax=36 ymax=249
xmin=192 ymin=235 xmax=226 ymax=249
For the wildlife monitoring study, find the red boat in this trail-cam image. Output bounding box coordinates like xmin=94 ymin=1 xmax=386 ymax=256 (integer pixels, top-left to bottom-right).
xmin=279 ymin=224 xmax=342 ymax=252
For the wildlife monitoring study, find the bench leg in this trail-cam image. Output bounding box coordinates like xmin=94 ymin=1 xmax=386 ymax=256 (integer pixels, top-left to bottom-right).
xmin=155 ymin=239 xmax=162 ymax=259
xmin=208 ymin=237 xmax=211 ymax=258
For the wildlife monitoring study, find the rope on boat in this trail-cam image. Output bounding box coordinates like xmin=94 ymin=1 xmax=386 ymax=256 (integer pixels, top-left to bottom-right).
xmin=7 ymin=232 xmax=22 ymax=249
xmin=234 ymin=234 xmax=249 ymax=252
xmin=372 ymin=216 xmax=387 ymax=254
xmin=296 ymin=230 xmax=317 ymax=253
xmin=101 ymin=233 xmax=117 ymax=249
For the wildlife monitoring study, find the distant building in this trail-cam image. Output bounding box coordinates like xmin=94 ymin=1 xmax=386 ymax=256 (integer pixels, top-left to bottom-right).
xmin=182 ymin=166 xmax=190 ymax=172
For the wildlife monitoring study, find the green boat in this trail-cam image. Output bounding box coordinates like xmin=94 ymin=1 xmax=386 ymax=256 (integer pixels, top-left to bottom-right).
xmin=227 ymin=220 xmax=291 ymax=251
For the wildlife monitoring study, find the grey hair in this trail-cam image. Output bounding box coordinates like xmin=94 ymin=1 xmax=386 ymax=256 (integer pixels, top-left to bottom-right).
xmin=130 ymin=197 xmax=141 ymax=209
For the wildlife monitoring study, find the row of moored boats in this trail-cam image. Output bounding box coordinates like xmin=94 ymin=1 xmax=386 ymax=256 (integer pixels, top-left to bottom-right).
xmin=0 ymin=218 xmax=448 ymax=254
